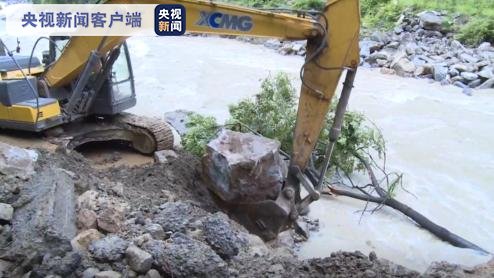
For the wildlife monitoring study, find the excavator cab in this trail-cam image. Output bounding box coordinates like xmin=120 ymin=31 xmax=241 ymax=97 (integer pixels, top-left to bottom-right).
xmin=89 ymin=41 xmax=136 ymax=116
xmin=43 ymin=37 xmax=137 ymax=117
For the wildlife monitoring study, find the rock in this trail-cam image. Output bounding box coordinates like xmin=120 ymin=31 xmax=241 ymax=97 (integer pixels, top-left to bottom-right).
xmin=78 ymin=190 xmax=100 ymax=211
xmin=448 ymin=68 xmax=459 ymax=77
xmin=83 ymin=268 xmax=100 ymax=278
xmin=392 ymin=58 xmax=416 ymax=77
xmin=89 ymin=235 xmax=129 ymax=262
xmin=145 ymin=223 xmax=166 ymax=240
xmin=142 ymin=234 xmax=227 ymax=278
xmin=459 ymin=53 xmax=480 ymax=64
xmin=359 ymin=40 xmax=381 ymax=58
xmin=468 ymin=79 xmax=482 ymax=88
xmin=424 ymin=261 xmax=466 ymax=277
xmin=393 ymin=26 xmax=403 ymax=34
xmin=263 ymin=39 xmax=281 ymax=49
xmin=97 ymin=205 xmax=124 ymax=233
xmin=418 ymin=11 xmax=443 ymax=31
xmin=11 ymin=167 xmax=76 ymax=255
xmin=0 ymin=259 xmax=13 ymax=277
xmin=478 ymin=66 xmax=494 ymax=79
xmin=133 ymin=233 xmax=153 ymax=247
xmin=380 ymin=68 xmax=395 ymax=75
xmin=77 ymin=209 xmax=98 ymax=230
xmin=291 ymin=42 xmax=305 ymax=53
xmin=71 ymin=229 xmax=103 ymax=252
xmin=164 ymin=110 xmax=192 ymax=136
xmin=95 ymin=271 xmax=122 ymax=278
xmin=453 ymin=81 xmax=473 ymax=96
xmin=376 ymin=59 xmax=388 ymax=67
xmin=201 ymin=212 xmax=241 ymax=260
xmin=477 ymin=78 xmax=494 ymax=89
xmin=461 ymin=72 xmax=479 ymax=81
xmin=154 ymin=201 xmax=207 ymax=233
xmin=145 ymin=269 xmax=162 ymax=278
xmin=202 ymin=129 xmax=286 ymax=203
xmin=451 ymin=40 xmax=466 ymax=51
xmin=126 ymin=245 xmax=153 ymax=273
xmin=82 ymin=267 xmax=100 ymax=278
xmin=433 ymin=65 xmax=449 ymax=81
xmin=366 ymin=49 xmax=395 ymax=64
xmin=154 ymin=150 xmax=178 ymax=164
xmin=34 ymin=251 xmax=81 ymax=277
xmin=387 ymin=41 xmax=400 ymax=49
xmin=370 ymin=31 xmax=391 ymax=44
xmin=451 ymin=63 xmax=475 ymax=73
xmin=278 ymin=43 xmax=294 ymax=55
xmin=478 ymin=42 xmax=493 ymax=52
xmin=0 ymin=142 xmax=38 ymax=180
xmin=0 ymin=203 xmax=13 ymax=223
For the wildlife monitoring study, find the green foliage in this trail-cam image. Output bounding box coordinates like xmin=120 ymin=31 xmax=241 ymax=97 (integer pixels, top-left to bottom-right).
xmin=229 ymin=72 xmax=385 ymax=174
xmin=291 ymin=0 xmax=325 ymax=11
xmin=362 ymin=1 xmax=405 ymax=30
xmin=317 ymin=102 xmax=385 ymax=174
xmin=183 ymin=72 xmax=385 ymax=174
xmin=182 ymin=113 xmax=219 ymax=156
xmin=360 ymin=0 xmax=392 ymax=17
xmin=457 ymin=16 xmax=494 ymax=46
xmin=228 ymin=72 xmax=297 ymax=152
xmin=224 ymin=0 xmax=286 ymax=9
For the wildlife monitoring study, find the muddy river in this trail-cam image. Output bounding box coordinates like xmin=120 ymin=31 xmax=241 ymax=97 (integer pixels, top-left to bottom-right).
xmin=1 ymin=31 xmax=493 ymax=271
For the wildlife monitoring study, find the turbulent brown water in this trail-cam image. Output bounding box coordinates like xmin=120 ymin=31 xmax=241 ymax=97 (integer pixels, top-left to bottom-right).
xmin=2 ymin=31 xmax=493 ymax=272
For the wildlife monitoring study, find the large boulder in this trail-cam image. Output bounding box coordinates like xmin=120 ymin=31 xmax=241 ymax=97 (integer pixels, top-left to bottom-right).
xmin=142 ymin=234 xmax=228 ymax=278
xmin=0 ymin=142 xmax=38 ymax=180
xmin=418 ymin=11 xmax=444 ymax=31
xmin=433 ymin=65 xmax=449 ymax=81
xmin=392 ymin=58 xmax=416 ymax=77
xmin=202 ymin=130 xmax=286 ymax=203
xmin=201 ymin=212 xmax=242 ymax=260
xmin=11 ymin=167 xmax=76 ymax=256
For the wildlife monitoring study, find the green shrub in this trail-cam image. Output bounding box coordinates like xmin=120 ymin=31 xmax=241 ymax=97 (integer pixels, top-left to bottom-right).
xmin=317 ymin=103 xmax=385 ymax=174
xmin=181 ymin=72 xmax=385 ymax=174
xmin=291 ymin=0 xmax=325 ymax=11
xmin=224 ymin=0 xmax=286 ymax=8
xmin=228 ymin=72 xmax=297 ymax=152
xmin=363 ymin=1 xmax=404 ymax=29
xmin=360 ymin=0 xmax=392 ymax=17
xmin=182 ymin=113 xmax=219 ymax=156
xmin=457 ymin=16 xmax=494 ymax=46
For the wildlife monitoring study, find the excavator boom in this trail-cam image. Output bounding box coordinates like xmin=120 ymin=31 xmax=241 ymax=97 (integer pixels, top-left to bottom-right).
xmin=45 ymin=0 xmax=360 ymax=174
xmin=0 ymin=0 xmax=360 ymax=240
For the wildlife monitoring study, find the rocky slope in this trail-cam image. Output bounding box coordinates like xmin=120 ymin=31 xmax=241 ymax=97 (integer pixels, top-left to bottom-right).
xmin=0 ymin=141 xmax=492 ymax=277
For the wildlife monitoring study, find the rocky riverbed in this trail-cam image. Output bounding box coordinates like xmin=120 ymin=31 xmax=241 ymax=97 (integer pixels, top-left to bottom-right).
xmin=252 ymin=10 xmax=494 ymax=94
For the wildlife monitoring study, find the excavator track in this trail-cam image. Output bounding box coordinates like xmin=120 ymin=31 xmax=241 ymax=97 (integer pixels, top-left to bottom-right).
xmin=49 ymin=113 xmax=174 ymax=154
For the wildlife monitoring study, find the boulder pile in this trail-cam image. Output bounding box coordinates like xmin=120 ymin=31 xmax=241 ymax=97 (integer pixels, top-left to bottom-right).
xmin=261 ymin=10 xmax=494 ymax=91
xmin=360 ymin=11 xmax=494 ymax=90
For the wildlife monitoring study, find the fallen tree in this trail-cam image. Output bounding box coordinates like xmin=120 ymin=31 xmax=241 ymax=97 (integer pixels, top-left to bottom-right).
xmin=305 ymin=152 xmax=489 ymax=254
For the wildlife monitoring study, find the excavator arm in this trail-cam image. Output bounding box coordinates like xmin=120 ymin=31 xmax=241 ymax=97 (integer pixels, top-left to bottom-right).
xmin=45 ymin=0 xmax=360 ymax=172
xmin=41 ymin=0 xmax=360 ymax=239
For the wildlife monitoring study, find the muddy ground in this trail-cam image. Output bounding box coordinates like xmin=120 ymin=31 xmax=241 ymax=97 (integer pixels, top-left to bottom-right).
xmin=0 ymin=139 xmax=492 ymax=277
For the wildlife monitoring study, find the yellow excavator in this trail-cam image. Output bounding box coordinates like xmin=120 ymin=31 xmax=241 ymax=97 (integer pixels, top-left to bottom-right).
xmin=0 ymin=0 xmax=360 ymax=240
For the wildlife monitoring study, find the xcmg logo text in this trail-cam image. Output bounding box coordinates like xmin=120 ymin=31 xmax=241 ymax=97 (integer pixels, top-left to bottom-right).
xmin=197 ymin=11 xmax=253 ymax=31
